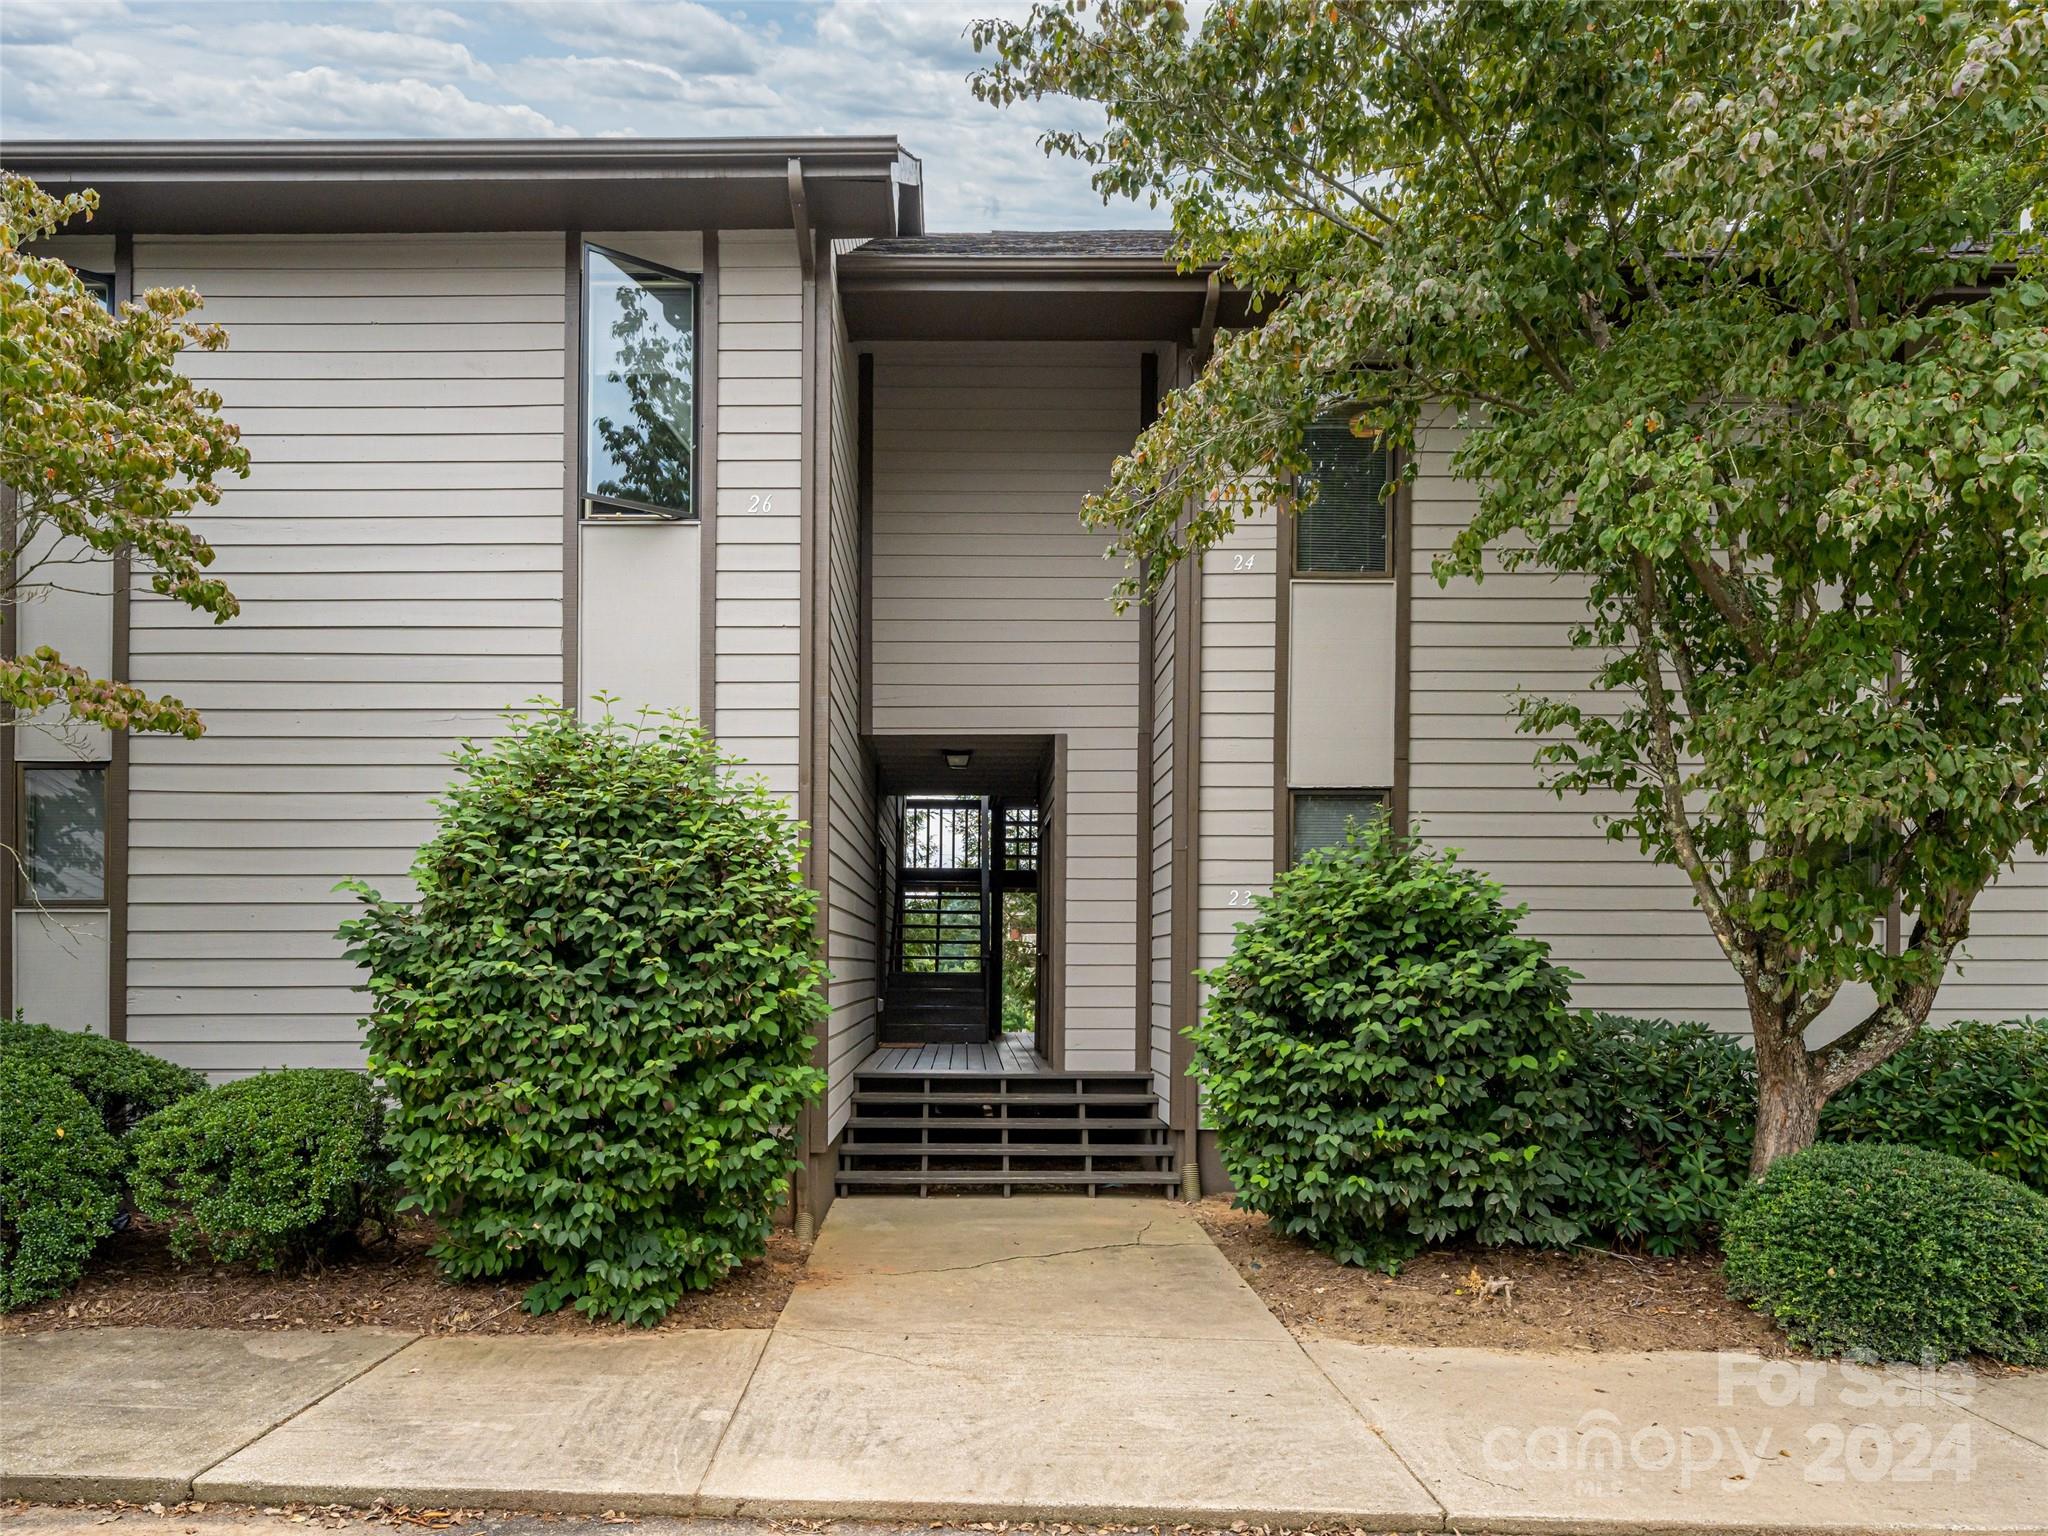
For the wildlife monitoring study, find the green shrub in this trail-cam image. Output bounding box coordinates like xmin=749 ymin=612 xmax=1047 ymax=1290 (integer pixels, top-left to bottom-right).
xmin=1566 ymin=1012 xmax=1754 ymax=1253
xmin=0 ymin=1058 xmax=124 ymax=1310
xmin=1821 ymin=1019 xmax=2047 ymax=1192
xmin=1558 ymin=1015 xmax=2045 ymax=1251
xmin=341 ymin=706 xmax=827 ymax=1324
xmin=127 ymin=1069 xmax=392 ymax=1270
xmin=1190 ymin=819 xmax=1586 ymax=1271
xmin=1 ymin=1014 xmax=206 ymax=1134
xmin=1723 ymin=1142 xmax=2048 ymax=1363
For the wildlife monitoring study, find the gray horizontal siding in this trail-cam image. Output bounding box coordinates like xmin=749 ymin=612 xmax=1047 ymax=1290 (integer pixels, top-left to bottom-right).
xmin=714 ymin=232 xmax=806 ymax=794
xmin=125 ymin=234 xmax=567 ymax=1076
xmin=1405 ymin=426 xmax=2047 ymax=1034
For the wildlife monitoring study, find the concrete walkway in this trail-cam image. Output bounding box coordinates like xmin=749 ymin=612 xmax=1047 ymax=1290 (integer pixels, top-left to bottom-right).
xmin=5 ymin=1196 xmax=2046 ymax=1534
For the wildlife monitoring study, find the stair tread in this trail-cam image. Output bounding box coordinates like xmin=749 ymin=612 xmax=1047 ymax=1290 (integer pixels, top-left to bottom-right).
xmin=840 ymin=1141 xmax=1173 ymax=1157
xmin=835 ymin=1169 xmax=1182 ymax=1187
xmin=854 ymin=1073 xmax=1154 ymax=1086
xmin=845 ymin=1114 xmax=1166 ymax=1130
xmin=853 ymin=1091 xmax=1156 ymax=1106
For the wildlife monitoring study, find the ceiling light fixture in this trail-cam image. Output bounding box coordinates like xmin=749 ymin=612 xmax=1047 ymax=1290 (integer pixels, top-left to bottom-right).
xmin=943 ymin=748 xmax=973 ymax=771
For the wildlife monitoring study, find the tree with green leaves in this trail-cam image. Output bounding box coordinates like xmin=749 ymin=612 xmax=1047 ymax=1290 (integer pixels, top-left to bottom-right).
xmin=972 ymin=0 xmax=2048 ymax=1170
xmin=2 ymin=172 xmax=248 ymax=741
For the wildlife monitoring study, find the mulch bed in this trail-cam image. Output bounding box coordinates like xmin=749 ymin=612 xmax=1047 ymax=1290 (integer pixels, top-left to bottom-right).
xmin=1193 ymin=1197 xmax=1794 ymax=1356
xmin=0 ymin=1215 xmax=810 ymax=1336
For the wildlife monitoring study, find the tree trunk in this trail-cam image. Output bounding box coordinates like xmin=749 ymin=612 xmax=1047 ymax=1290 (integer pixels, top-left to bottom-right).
xmin=1748 ymin=991 xmax=1820 ymax=1178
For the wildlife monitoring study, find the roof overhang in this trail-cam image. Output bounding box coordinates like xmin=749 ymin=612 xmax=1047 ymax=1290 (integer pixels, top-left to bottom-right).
xmin=0 ymin=138 xmax=924 ymax=238
xmin=838 ymin=249 xmax=1254 ymax=342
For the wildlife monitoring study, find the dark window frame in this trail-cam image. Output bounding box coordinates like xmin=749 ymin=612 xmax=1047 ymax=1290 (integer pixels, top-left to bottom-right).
xmin=1287 ymin=787 xmax=1390 ymax=865
xmin=1292 ymin=418 xmax=1396 ymax=581
xmin=12 ymin=761 xmax=110 ymax=908
xmin=578 ymin=242 xmax=703 ymax=523
xmin=72 ymin=267 xmax=115 ymax=313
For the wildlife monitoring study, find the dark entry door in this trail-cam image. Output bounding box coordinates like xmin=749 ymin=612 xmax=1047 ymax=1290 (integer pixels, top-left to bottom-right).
xmin=883 ymin=797 xmax=994 ymax=1044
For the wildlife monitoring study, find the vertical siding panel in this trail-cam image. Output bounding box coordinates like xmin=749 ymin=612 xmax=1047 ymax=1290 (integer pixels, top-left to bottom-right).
xmin=824 ymin=286 xmax=877 ymax=1136
xmin=715 ymin=232 xmax=805 ymax=802
xmin=868 ymin=341 xmax=1144 ymax=1070
xmin=1149 ymin=568 xmax=1178 ymax=1106
xmin=1196 ymin=507 xmax=1279 ymax=980
xmin=125 ymin=234 xmax=566 ymax=1076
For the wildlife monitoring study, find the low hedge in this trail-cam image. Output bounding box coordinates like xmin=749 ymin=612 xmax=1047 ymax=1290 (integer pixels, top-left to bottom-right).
xmin=128 ymin=1069 xmax=393 ymax=1270
xmin=1822 ymin=1019 xmax=2047 ymax=1192
xmin=1 ymin=1014 xmax=206 ymax=1134
xmin=0 ymin=1057 xmax=124 ymax=1310
xmin=1566 ymin=1015 xmax=2047 ymax=1251
xmin=1191 ymin=819 xmax=1586 ymax=1271
xmin=1566 ymin=1013 xmax=1754 ymax=1254
xmin=1722 ymin=1142 xmax=2048 ymax=1363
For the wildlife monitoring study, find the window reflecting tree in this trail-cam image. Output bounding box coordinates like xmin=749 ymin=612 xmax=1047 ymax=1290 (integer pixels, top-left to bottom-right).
xmin=584 ymin=250 xmax=696 ymax=517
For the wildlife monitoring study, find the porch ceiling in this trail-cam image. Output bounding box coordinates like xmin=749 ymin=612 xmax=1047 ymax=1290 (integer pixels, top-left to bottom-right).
xmin=869 ymin=734 xmax=1050 ymax=801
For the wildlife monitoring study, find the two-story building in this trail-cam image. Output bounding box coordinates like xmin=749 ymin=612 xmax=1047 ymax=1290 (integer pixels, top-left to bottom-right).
xmin=4 ymin=138 xmax=2041 ymax=1223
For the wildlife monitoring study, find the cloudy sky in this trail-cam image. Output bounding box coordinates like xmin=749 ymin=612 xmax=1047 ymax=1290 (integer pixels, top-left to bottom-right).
xmin=0 ymin=0 xmax=1154 ymax=230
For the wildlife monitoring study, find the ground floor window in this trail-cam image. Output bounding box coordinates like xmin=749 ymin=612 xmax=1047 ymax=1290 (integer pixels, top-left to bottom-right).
xmin=1289 ymin=788 xmax=1388 ymax=863
xmin=15 ymin=762 xmax=108 ymax=905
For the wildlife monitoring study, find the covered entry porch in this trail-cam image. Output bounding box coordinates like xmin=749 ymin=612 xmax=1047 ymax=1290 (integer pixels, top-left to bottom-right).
xmin=806 ymin=233 xmax=1241 ymax=1213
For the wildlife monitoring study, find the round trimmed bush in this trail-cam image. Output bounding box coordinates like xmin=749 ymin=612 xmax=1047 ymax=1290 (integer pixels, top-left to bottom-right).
xmin=1190 ymin=819 xmax=1586 ymax=1270
xmin=0 ymin=1058 xmax=124 ymax=1310
xmin=1722 ymin=1142 xmax=2048 ymax=1363
xmin=2 ymin=1014 xmax=206 ymax=1134
xmin=341 ymin=706 xmax=827 ymax=1324
xmin=127 ymin=1068 xmax=393 ymax=1270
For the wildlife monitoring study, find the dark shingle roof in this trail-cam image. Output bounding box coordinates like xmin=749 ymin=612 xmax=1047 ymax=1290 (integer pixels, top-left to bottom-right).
xmin=852 ymin=230 xmax=1176 ymax=260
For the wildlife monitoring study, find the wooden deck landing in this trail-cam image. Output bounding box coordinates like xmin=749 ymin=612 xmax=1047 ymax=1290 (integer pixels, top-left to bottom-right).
xmin=858 ymin=1037 xmax=1050 ymax=1076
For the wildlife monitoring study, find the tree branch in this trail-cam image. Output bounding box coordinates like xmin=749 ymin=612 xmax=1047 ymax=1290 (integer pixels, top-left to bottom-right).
xmin=1630 ymin=556 xmax=1749 ymax=979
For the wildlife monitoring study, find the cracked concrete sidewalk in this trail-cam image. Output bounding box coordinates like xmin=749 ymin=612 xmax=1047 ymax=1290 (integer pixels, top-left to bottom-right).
xmin=5 ymin=1197 xmax=2046 ymax=1535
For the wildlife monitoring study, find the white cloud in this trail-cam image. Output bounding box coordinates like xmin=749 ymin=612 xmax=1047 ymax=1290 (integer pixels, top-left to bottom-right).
xmin=251 ymin=24 xmax=493 ymax=80
xmin=0 ymin=0 xmax=1150 ymax=229
xmin=0 ymin=0 xmax=129 ymax=45
xmin=507 ymin=0 xmax=766 ymax=75
xmin=500 ymin=52 xmax=783 ymax=110
xmin=244 ymin=68 xmax=570 ymax=136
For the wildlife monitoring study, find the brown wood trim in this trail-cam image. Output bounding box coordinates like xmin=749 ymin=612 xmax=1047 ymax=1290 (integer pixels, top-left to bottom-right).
xmin=1273 ymin=502 xmax=1294 ymax=875
xmin=1169 ymin=506 xmax=1201 ymax=1151
xmin=1133 ymin=349 xmax=1160 ymax=1073
xmin=106 ymin=233 xmax=133 ymax=1041
xmin=1391 ymin=445 xmax=1413 ymax=836
xmin=561 ymin=232 xmax=582 ymax=712
xmin=0 ymin=482 xmax=15 ymax=1023
xmin=798 ymin=230 xmax=830 ymax=1172
xmin=1136 ymin=575 xmax=1155 ymax=1074
xmin=856 ymin=351 xmax=875 ymax=738
xmin=697 ymin=230 xmax=719 ymax=733
xmin=1050 ymin=732 xmax=1070 ymax=1071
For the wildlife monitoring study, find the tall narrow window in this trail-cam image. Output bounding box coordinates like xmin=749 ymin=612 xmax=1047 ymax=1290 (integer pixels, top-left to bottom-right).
xmin=583 ymin=246 xmax=699 ymax=520
xmin=1290 ymin=789 xmax=1388 ymax=863
xmin=1296 ymin=417 xmax=1393 ymax=575
xmin=15 ymin=764 xmax=108 ymax=905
